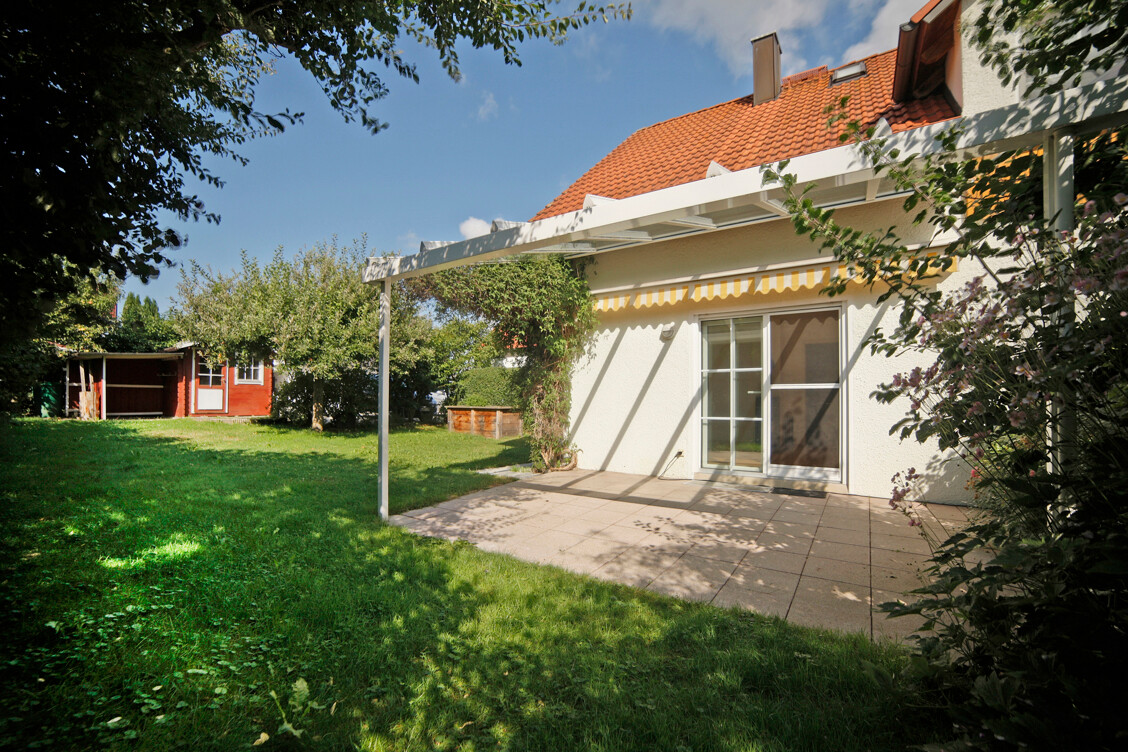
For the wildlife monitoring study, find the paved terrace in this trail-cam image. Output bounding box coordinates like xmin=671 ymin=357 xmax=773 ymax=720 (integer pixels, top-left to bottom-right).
xmin=390 ymin=470 xmax=970 ymax=641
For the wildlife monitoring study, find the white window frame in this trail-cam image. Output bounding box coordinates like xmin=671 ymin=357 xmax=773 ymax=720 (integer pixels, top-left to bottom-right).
xmin=235 ymin=360 xmax=264 ymax=385
xmin=695 ymin=302 xmax=847 ymax=485
xmin=197 ymin=360 xmax=223 ymax=388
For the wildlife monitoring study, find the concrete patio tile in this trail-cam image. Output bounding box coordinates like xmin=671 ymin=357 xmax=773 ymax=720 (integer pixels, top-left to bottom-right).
xmin=391 ymin=470 xmax=956 ymax=640
xmin=825 ymin=492 xmax=870 ymax=509
xmin=686 ymin=538 xmax=753 ymax=564
xmin=727 ymin=503 xmax=780 ymax=521
xmin=870 ymin=547 xmax=929 ymax=572
xmin=592 ymin=547 xmax=683 ymax=587
xmin=712 ymin=580 xmax=792 ymax=617
xmin=871 ymin=563 xmax=929 ymax=593
xmin=741 ymin=546 xmax=807 ymax=574
xmin=553 ymin=517 xmax=612 ymax=537
xmin=809 ymin=539 xmax=870 ymax=565
xmin=726 ymin=562 xmax=801 ymax=597
xmin=647 ymin=554 xmax=738 ymax=602
xmin=817 ymin=509 xmax=869 ymax=532
xmin=871 ymin=532 xmax=932 ymax=555
xmin=924 ymin=503 xmax=969 ymax=521
xmin=549 ymin=537 xmax=631 ymax=574
xmin=788 ymin=576 xmax=872 ymax=635
xmin=687 ymin=496 xmax=739 ymax=514
xmin=576 ymin=505 xmax=634 ymax=525
xmin=771 ymin=508 xmax=823 ymax=526
xmin=755 ymin=531 xmax=815 ymax=556
xmin=802 ymin=556 xmax=871 ymax=588
xmin=525 ymin=529 xmax=588 ymax=555
xmin=436 ymin=497 xmax=485 ymax=512
xmin=522 ymin=512 xmax=573 ymax=531
xmin=591 ymin=523 xmax=653 ymax=546
xmin=778 ymin=497 xmax=827 ymax=513
xmin=702 ymin=516 xmax=767 ymax=544
xmin=870 ymin=513 xmax=923 ymax=538
xmin=624 ymin=505 xmax=688 ymax=525
xmin=813 ymin=525 xmax=868 ymax=547
xmin=624 ymin=478 xmax=683 ymax=498
xmin=761 ymin=520 xmax=818 ymax=539
xmin=633 ymin=531 xmax=695 ymax=556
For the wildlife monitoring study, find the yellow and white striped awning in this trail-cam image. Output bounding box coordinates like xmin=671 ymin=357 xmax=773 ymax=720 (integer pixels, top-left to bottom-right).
xmin=592 ymin=263 xmax=846 ymax=313
xmin=591 ymin=255 xmax=953 ymax=313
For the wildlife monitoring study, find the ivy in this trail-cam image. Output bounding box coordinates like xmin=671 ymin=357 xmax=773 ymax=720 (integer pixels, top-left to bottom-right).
xmin=413 ymin=254 xmax=597 ymax=469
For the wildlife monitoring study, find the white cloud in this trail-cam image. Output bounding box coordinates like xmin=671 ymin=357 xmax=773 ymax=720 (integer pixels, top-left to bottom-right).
xmin=843 ymin=0 xmax=923 ymax=62
xmin=459 ymin=217 xmax=491 ymax=239
xmin=476 ymin=91 xmax=498 ymax=121
xmin=636 ymin=0 xmax=835 ymax=75
xmin=635 ymin=0 xmax=922 ymax=76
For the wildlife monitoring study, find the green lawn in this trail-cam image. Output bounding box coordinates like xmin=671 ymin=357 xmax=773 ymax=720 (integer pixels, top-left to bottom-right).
xmin=0 ymin=419 xmax=936 ymax=751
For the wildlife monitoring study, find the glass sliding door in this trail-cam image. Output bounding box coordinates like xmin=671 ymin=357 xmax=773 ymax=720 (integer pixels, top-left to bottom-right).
xmin=768 ymin=310 xmax=841 ymax=475
xmin=701 ymin=316 xmax=764 ymax=471
xmin=701 ymin=308 xmax=842 ymax=481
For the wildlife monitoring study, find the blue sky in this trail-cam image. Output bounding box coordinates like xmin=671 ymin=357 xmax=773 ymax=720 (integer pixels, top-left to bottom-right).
xmin=128 ymin=0 xmax=922 ymax=309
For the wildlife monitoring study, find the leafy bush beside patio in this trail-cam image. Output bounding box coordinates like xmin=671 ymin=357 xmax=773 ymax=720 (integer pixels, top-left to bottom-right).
xmin=0 ymin=419 xmax=937 ymax=750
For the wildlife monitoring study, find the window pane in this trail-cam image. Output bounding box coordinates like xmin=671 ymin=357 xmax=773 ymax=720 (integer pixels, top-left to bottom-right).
xmin=770 ymin=311 xmax=839 ymax=384
xmin=734 ymin=372 xmax=762 ymax=419
xmin=734 ymin=317 xmax=762 ymax=370
xmin=703 ymin=321 xmax=731 ymax=370
xmin=703 ymin=420 xmax=731 ymax=466
xmin=704 ymin=373 xmax=730 ymax=418
xmin=770 ymin=389 xmax=840 ymax=469
xmin=733 ymin=420 xmax=762 ymax=470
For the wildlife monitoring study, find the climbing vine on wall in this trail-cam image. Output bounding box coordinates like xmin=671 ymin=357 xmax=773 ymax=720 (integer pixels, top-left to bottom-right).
xmin=412 ymin=254 xmax=597 ymax=470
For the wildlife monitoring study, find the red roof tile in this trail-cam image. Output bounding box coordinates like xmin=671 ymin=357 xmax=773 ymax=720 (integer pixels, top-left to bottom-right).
xmin=531 ymin=49 xmax=956 ymax=221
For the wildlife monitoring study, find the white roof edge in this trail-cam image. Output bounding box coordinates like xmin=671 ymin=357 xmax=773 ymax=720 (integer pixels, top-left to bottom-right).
xmin=363 ymin=76 xmax=1128 ymax=283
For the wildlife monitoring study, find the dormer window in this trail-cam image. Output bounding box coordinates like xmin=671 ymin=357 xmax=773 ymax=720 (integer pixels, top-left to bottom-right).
xmin=831 ymin=61 xmax=867 ymax=84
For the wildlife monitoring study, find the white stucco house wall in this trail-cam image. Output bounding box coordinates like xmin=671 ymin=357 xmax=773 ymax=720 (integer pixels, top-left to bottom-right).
xmin=363 ymin=0 xmax=1128 ymax=516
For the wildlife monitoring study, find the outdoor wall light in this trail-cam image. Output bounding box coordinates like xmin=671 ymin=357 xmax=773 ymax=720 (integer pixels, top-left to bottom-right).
xmin=660 ymin=325 xmax=675 ymax=342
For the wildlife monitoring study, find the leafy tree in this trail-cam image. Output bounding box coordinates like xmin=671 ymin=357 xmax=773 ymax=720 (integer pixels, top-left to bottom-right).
xmin=114 ymin=293 xmax=178 ymax=352
xmin=0 ymin=275 xmax=122 ymax=413
xmin=0 ymin=1 xmax=631 ymax=352
xmin=174 ymin=238 xmax=430 ymax=430
xmin=765 ymin=1 xmax=1128 ymax=747
xmin=425 ymin=317 xmax=497 ymax=404
xmin=414 ymin=254 xmax=596 ymax=469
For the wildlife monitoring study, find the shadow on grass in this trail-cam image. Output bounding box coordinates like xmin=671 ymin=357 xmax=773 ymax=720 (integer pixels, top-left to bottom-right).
xmin=0 ymin=420 xmax=936 ymax=751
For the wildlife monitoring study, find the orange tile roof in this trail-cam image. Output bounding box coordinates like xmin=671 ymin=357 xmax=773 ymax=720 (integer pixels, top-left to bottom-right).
xmin=531 ymin=49 xmax=957 ymax=221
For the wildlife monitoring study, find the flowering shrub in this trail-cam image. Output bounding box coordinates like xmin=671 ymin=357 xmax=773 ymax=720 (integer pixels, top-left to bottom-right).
xmin=764 ymin=84 xmax=1128 ymax=752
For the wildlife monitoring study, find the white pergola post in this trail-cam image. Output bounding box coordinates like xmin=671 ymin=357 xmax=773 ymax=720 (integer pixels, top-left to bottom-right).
xmin=1043 ymin=129 xmax=1076 ymax=479
xmin=378 ymin=277 xmax=391 ymax=520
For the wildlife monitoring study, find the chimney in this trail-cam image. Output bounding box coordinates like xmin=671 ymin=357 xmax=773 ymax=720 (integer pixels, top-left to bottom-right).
xmin=751 ymin=32 xmax=782 ymax=105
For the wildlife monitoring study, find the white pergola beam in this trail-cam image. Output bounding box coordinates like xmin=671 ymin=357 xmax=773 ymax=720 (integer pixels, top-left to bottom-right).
xmin=666 ymin=215 xmax=717 ymax=229
xmin=367 ymin=76 xmax=1128 ymax=284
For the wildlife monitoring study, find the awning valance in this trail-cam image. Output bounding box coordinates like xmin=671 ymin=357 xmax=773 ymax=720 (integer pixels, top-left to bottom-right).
xmin=591 ymin=255 xmax=954 ymax=312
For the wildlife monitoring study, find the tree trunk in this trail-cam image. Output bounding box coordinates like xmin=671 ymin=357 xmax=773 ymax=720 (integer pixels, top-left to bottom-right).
xmin=311 ymin=380 xmax=325 ymax=431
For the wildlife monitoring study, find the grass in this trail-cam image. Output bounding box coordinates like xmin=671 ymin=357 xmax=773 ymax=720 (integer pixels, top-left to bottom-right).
xmin=0 ymin=419 xmax=936 ymax=751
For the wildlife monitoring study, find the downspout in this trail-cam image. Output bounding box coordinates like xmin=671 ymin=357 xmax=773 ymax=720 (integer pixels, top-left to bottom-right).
xmin=101 ymin=355 xmax=107 ymax=420
xmin=378 ymin=277 xmax=391 ymax=520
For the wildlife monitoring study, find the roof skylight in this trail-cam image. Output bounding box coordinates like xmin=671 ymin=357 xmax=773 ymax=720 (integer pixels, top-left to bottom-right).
xmin=831 ymin=61 xmax=867 ymax=84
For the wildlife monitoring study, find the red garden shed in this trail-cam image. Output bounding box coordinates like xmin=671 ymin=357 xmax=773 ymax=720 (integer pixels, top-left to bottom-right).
xmin=65 ymin=344 xmax=273 ymax=419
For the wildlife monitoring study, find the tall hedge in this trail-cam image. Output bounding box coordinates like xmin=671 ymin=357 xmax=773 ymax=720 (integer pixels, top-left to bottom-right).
xmin=455 ymin=367 xmax=519 ymax=407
